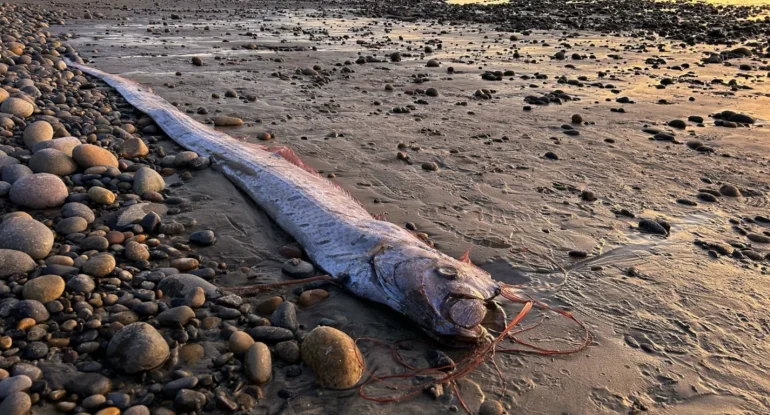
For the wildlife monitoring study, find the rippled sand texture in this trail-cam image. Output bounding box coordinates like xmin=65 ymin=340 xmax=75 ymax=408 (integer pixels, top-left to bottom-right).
xmin=46 ymin=2 xmax=770 ymax=413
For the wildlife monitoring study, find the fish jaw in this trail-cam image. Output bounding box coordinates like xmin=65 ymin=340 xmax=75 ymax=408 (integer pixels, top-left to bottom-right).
xmin=371 ymin=241 xmax=501 ymax=346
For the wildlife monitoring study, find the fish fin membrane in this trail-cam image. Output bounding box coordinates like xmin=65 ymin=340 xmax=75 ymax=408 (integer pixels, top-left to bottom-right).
xmin=264 ymin=145 xmax=369 ymax=212
xmin=372 ymin=212 xmax=388 ymax=221
xmin=459 ymin=247 xmax=472 ymax=264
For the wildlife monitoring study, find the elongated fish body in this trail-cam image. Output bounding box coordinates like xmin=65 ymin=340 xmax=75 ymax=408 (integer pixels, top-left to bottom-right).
xmin=66 ymin=59 xmax=500 ymax=344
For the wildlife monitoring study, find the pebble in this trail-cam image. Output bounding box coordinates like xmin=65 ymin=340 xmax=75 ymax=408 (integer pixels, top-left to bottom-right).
xmin=157 ymin=273 xmax=219 ymax=298
xmin=120 ymin=137 xmax=149 ymax=158
xmin=13 ymin=300 xmax=49 ymax=323
xmin=0 ymin=391 xmax=32 ymax=415
xmin=638 ymin=219 xmax=668 ymax=235
xmin=229 ymin=331 xmax=255 ymax=355
xmin=163 ymin=376 xmax=198 ymax=398
xmin=275 ymin=340 xmax=300 ymax=363
xmin=22 ymin=275 xmax=65 ymax=303
xmin=719 ymin=184 xmax=741 ymax=197
xmin=0 ymin=375 xmax=32 ymax=399
xmin=189 ymin=230 xmax=216 ymax=246
xmin=244 ymin=342 xmax=271 ymax=385
xmin=72 ymin=144 xmax=119 ymax=169
xmin=298 ymin=289 xmax=329 ymax=307
xmin=0 ymin=217 xmax=54 ymax=259
xmin=301 ymin=326 xmax=363 ymax=389
xmin=183 ymin=286 xmax=206 ymax=308
xmin=82 ymin=254 xmax=116 ymax=277
xmin=1 ymin=164 xmax=32 ymax=184
xmin=107 ymin=322 xmax=170 ymax=373
xmin=157 ymin=305 xmax=195 ymax=326
xmin=247 ymin=326 xmax=294 ymax=342
xmin=270 ymin=301 xmax=298 ymax=331
xmin=61 ymin=202 xmax=96 ymax=224
xmin=213 ymin=116 xmax=244 ymax=127
xmin=65 ymin=274 xmax=96 ymax=294
xmin=55 ymin=216 xmax=88 ymax=235
xmin=32 ymin=136 xmax=81 ymax=156
xmin=88 ymin=187 xmax=116 ymax=205
xmin=479 ymin=400 xmax=505 ymax=415
xmin=1 ymin=97 xmax=34 ymax=118
xmin=281 ymin=258 xmax=315 ymax=278
xmin=22 ymin=120 xmax=53 ymax=148
xmin=0 ymin=249 xmax=36 ymax=277
xmin=255 ymin=296 xmax=283 ymax=314
xmin=125 ymin=241 xmax=150 ymax=261
xmin=174 ymin=389 xmax=207 ymax=412
xmin=28 ymin=148 xmax=77 ymax=176
xmin=9 ymin=173 xmax=68 ymax=209
xmin=747 ymin=233 xmax=770 ymax=244
xmin=133 ymin=167 xmax=165 ymax=195
xmin=124 ymin=405 xmax=151 ymax=415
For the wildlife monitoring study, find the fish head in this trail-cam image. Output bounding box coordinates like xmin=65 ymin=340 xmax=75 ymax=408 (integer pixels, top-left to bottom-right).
xmin=373 ymin=243 xmax=500 ymax=346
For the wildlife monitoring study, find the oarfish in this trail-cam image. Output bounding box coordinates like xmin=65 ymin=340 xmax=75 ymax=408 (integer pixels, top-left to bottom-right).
xmin=65 ymin=59 xmax=501 ymax=345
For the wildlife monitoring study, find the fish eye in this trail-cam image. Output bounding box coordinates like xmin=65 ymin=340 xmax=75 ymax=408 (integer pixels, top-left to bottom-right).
xmin=436 ymin=266 xmax=458 ymax=279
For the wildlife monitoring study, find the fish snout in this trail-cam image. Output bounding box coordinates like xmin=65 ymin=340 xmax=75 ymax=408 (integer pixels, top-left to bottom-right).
xmin=446 ymin=297 xmax=487 ymax=329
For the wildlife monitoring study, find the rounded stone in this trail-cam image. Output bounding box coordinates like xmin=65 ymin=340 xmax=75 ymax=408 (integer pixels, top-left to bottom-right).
xmin=55 ymin=216 xmax=88 ymax=235
xmin=61 ymin=202 xmax=95 ymax=224
xmin=184 ymin=286 xmax=206 ymax=308
xmin=9 ymin=173 xmax=68 ymax=209
xmin=0 ymin=391 xmax=32 ymax=415
xmin=72 ymin=144 xmax=118 ymax=169
xmin=229 ymin=331 xmax=255 ymax=355
xmin=13 ymin=300 xmax=49 ymax=323
xmin=0 ymin=375 xmax=32 ymax=399
xmin=213 ymin=116 xmax=243 ymax=127
xmin=23 ymin=275 xmax=65 ymax=303
xmin=157 ymin=274 xmax=219 ymax=299
xmin=244 ymin=342 xmax=271 ymax=385
xmin=133 ymin=167 xmax=165 ymax=195
xmin=1 ymin=97 xmax=34 ymax=118
xmin=82 ymin=254 xmax=116 ymax=277
xmin=125 ymin=241 xmax=150 ymax=261
xmin=119 ymin=137 xmax=149 ymax=158
xmin=0 ymin=217 xmax=54 ymax=259
xmin=32 ymin=136 xmax=81 ymax=156
xmin=88 ymin=187 xmax=116 ymax=205
xmin=23 ymin=120 xmax=53 ymax=148
xmin=301 ymin=326 xmax=363 ymax=389
xmin=107 ymin=322 xmax=170 ymax=374
xmin=1 ymin=164 xmax=32 ymax=184
xmin=479 ymin=400 xmax=504 ymax=415
xmin=0 ymin=249 xmax=35 ymax=277
xmin=157 ymin=305 xmax=195 ymax=326
xmin=124 ymin=406 xmax=150 ymax=415
xmin=298 ymin=289 xmax=329 ymax=307
xmin=28 ymin=149 xmax=77 ymax=176
xmin=189 ymin=230 xmax=216 ymax=246
xmin=65 ymin=274 xmax=96 ymax=294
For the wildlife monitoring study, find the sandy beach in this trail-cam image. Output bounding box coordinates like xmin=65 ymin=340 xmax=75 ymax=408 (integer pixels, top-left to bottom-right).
xmin=1 ymin=0 xmax=770 ymax=413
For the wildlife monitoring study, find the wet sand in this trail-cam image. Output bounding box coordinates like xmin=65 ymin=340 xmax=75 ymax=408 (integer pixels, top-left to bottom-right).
xmin=36 ymin=0 xmax=770 ymax=413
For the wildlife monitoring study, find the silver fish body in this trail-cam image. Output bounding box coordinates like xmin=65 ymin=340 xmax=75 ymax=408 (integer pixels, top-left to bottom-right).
xmin=66 ymin=59 xmax=500 ymax=345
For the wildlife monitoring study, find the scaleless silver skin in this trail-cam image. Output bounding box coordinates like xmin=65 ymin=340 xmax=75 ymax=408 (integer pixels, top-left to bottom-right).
xmin=66 ymin=59 xmax=501 ymax=345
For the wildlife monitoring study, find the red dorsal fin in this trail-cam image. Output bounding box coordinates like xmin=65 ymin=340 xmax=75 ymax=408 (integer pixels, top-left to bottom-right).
xmin=265 ymin=146 xmax=320 ymax=176
xmin=372 ymin=212 xmax=388 ymax=221
xmin=264 ymin=145 xmax=366 ymax=210
xmin=459 ymin=247 xmax=472 ymax=264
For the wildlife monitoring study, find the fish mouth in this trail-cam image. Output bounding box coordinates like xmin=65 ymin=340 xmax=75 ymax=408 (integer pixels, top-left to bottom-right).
xmin=443 ymin=285 xmax=501 ymax=330
xmin=433 ymin=325 xmax=490 ymax=348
